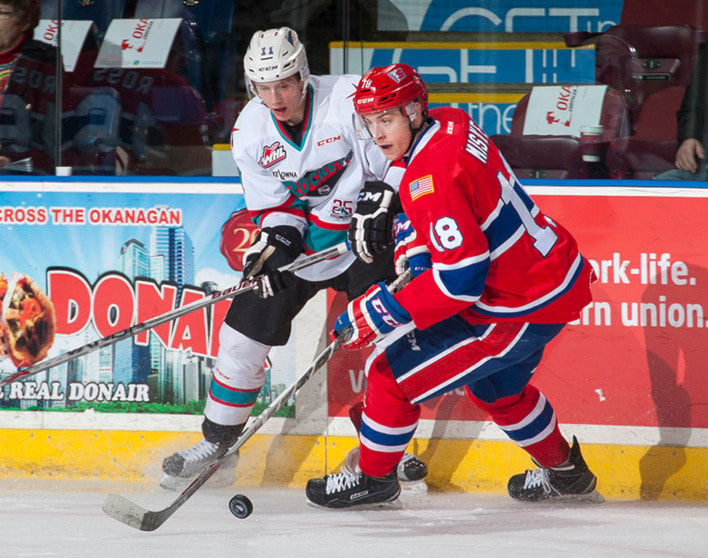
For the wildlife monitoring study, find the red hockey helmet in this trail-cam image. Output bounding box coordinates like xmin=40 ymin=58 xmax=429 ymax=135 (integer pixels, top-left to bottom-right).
xmin=353 ymin=63 xmax=428 ymax=116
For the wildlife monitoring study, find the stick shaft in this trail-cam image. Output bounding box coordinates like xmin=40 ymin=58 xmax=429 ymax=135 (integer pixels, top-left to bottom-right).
xmin=102 ymin=337 xmax=343 ymax=531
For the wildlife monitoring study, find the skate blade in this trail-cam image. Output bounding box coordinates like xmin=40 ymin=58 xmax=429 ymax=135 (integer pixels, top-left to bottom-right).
xmin=535 ymin=489 xmax=605 ymax=505
xmin=159 ymin=471 xmax=235 ymax=491
xmin=305 ymin=492 xmax=403 ymax=512
xmin=400 ymin=480 xmax=428 ymax=494
xmin=578 ymin=489 xmax=605 ymax=504
xmin=559 ymin=488 xmax=605 ymax=504
xmin=305 ymin=495 xmax=403 ymax=511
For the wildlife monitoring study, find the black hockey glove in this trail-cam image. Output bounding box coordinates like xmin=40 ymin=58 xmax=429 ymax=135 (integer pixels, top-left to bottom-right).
xmin=242 ymin=225 xmax=304 ymax=299
xmin=348 ymin=181 xmax=398 ymax=264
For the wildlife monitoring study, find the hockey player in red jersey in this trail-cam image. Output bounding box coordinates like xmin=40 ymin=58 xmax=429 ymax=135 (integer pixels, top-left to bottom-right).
xmin=306 ymin=63 xmax=599 ymax=508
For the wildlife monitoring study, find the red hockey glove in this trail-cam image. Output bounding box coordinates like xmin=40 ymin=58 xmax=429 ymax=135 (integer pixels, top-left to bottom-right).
xmin=333 ymin=282 xmax=411 ymax=350
xmin=393 ymin=213 xmax=431 ymax=278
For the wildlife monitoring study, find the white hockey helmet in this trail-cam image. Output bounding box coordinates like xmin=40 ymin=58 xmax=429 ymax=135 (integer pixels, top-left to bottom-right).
xmin=244 ymin=27 xmax=310 ymax=97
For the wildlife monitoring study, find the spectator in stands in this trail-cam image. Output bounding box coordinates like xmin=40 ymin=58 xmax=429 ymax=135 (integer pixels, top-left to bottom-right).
xmin=655 ymin=43 xmax=708 ymax=181
xmin=0 ymin=0 xmax=59 ymax=174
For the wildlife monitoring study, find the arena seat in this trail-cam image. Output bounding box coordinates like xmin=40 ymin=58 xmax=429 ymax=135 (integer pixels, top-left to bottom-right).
xmin=0 ymin=94 xmax=32 ymax=160
xmin=131 ymin=0 xmax=238 ymax=109
xmin=122 ymin=82 xmax=212 ymax=176
xmin=565 ymin=25 xmax=705 ymax=134
xmin=606 ymin=86 xmax=685 ymax=179
xmin=62 ymin=87 xmax=122 ymax=175
xmin=619 ymin=0 xmax=708 ymax=29
xmin=40 ymin=0 xmax=127 ymax=42
xmin=132 ymin=0 xmax=236 ymax=42
xmin=491 ymin=85 xmax=629 ymax=180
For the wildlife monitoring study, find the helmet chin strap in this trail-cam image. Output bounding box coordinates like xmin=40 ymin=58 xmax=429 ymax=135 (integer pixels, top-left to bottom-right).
xmin=288 ymin=84 xmax=309 ymax=125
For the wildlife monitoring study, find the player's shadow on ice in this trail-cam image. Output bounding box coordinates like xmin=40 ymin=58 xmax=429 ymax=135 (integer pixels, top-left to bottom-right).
xmin=639 ymin=261 xmax=708 ymax=500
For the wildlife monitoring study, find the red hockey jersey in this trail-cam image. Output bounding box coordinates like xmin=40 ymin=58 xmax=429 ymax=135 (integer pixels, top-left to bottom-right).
xmin=394 ymin=107 xmax=593 ymax=330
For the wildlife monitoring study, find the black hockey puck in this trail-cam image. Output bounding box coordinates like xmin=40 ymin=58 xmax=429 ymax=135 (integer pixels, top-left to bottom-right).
xmin=228 ymin=494 xmax=254 ymax=519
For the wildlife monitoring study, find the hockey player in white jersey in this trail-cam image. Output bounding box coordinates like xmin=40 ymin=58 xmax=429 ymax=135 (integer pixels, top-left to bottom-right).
xmin=161 ymin=27 xmax=427 ymax=489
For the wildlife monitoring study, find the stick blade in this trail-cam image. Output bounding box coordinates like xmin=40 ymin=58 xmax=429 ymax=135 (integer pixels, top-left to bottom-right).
xmin=102 ymin=493 xmax=168 ymax=531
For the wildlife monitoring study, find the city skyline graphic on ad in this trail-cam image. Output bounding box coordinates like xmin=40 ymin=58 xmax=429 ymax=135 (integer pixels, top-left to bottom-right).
xmin=0 ymin=187 xmax=297 ymax=410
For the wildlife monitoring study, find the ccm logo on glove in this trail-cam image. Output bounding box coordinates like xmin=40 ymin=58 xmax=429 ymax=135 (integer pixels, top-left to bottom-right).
xmin=348 ymin=181 xmax=398 ymax=264
xmin=334 ymin=282 xmax=411 ymax=349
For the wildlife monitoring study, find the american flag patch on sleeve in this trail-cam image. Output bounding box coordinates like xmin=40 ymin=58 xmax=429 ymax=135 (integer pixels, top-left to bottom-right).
xmin=409 ymin=175 xmax=435 ymax=200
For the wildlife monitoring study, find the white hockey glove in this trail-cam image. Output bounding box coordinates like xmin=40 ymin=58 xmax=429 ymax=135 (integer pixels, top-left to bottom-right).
xmin=348 ymin=181 xmax=398 ymax=264
xmin=242 ymin=226 xmax=304 ymax=299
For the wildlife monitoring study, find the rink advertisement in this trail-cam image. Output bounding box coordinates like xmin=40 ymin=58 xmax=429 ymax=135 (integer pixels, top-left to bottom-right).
xmin=326 ymin=185 xmax=708 ymax=432
xmin=0 ymin=180 xmax=285 ymax=412
xmin=4 ymin=180 xmax=708 ymax=434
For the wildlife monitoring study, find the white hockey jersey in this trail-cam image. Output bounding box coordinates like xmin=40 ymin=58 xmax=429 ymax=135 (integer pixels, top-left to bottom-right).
xmin=230 ymin=74 xmax=397 ymax=281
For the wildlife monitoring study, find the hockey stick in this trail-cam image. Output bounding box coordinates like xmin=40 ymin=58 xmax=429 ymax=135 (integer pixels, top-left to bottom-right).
xmin=0 ymin=242 xmax=350 ymax=388
xmin=102 ymin=333 xmax=346 ymax=531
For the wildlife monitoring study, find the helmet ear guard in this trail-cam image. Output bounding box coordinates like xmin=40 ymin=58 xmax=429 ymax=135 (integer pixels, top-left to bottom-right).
xmin=243 ymin=27 xmax=310 ymax=98
xmin=402 ymin=101 xmax=420 ymax=122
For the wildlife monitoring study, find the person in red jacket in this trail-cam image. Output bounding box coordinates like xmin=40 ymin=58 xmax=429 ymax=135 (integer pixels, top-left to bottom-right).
xmin=306 ymin=63 xmax=599 ymax=508
xmin=0 ymin=0 xmax=59 ymax=175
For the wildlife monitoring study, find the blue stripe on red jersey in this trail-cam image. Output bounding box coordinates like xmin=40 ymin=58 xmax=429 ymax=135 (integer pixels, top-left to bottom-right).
xmin=473 ymin=253 xmax=585 ymax=318
xmin=481 ymin=184 xmax=545 ymax=260
xmin=432 ymin=255 xmax=489 ymax=302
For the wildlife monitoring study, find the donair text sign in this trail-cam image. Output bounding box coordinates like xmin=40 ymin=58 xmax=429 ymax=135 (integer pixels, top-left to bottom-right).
xmin=0 ymin=184 xmax=245 ymax=410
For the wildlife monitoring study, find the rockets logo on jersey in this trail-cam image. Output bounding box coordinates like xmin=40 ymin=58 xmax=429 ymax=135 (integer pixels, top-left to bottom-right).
xmin=282 ymin=150 xmax=353 ymax=198
xmin=258 ymin=142 xmax=287 ymax=168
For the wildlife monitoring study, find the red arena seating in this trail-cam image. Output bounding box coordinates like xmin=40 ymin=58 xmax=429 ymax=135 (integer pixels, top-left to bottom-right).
xmin=492 ymin=85 xmax=629 ymax=180
xmin=606 ymin=86 xmax=686 ymax=179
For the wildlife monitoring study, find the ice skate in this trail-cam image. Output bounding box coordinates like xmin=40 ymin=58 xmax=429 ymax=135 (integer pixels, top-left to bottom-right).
xmin=159 ymin=451 xmax=239 ymax=491
xmin=306 ymin=470 xmax=400 ymax=509
xmin=507 ymin=436 xmax=600 ymax=502
xmin=342 ymin=446 xmax=428 ymax=493
xmin=162 ymin=439 xmax=226 ymax=478
xmin=396 ymin=452 xmax=429 ymax=493
xmin=160 ymin=438 xmax=240 ymax=490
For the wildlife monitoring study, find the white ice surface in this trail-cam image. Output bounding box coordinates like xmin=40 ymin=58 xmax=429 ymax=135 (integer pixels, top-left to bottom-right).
xmin=2 ymin=480 xmax=708 ymax=558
